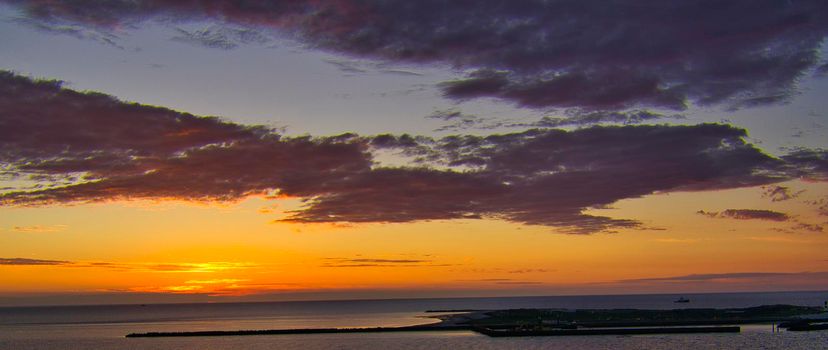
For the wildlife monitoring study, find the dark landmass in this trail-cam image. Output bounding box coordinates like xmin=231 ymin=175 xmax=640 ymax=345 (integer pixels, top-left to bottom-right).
xmin=473 ymin=304 xmax=823 ymax=328
xmin=424 ymin=309 xmax=482 ymax=313
xmin=126 ymin=304 xmax=828 ymax=338
xmin=126 ymin=325 xmax=469 ymax=338
xmin=126 ymin=324 xmax=740 ymax=338
xmin=476 ymin=326 xmax=740 ymax=337
xmin=778 ymin=319 xmax=828 ymax=331
xmin=788 ymin=323 xmax=828 ymax=331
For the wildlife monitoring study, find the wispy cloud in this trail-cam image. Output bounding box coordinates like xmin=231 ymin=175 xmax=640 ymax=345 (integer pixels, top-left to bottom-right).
xmin=0 ymin=257 xmax=71 ymax=266
xmin=747 ymin=236 xmax=813 ymax=243
xmin=378 ymin=69 xmax=423 ymax=77
xmin=184 ymin=278 xmax=249 ymax=284
xmin=426 ymin=109 xmax=499 ymax=132
xmin=456 ymin=278 xmax=543 ymax=285
xmin=144 ymin=262 xmax=254 ymax=273
xmin=794 ymin=223 xmax=824 ymax=232
xmin=507 ymin=269 xmax=550 ymax=274
xmin=10 ymin=224 xmax=67 ymax=233
xmin=653 ymin=238 xmax=700 ymax=244
xmin=494 ymin=281 xmax=543 ymax=285
xmin=697 ymin=209 xmax=791 ymax=221
xmin=324 ymin=58 xmax=424 ymax=77
xmin=761 ymin=185 xmax=804 ymax=202
xmin=132 ymin=280 xmax=303 ymax=296
xmin=805 ymin=196 xmax=828 ymax=216
xmin=423 ymin=108 xmax=673 ymax=133
xmin=8 ymin=17 xmax=124 ymax=49
xmin=323 ymin=58 xmax=368 ymax=74
xmin=698 ymin=208 xmax=825 ymax=233
xmin=171 ymin=25 xmax=271 ymax=50
xmin=532 ymin=110 xmax=681 ymax=128
xmin=618 ymin=271 xmax=828 ymax=284
xmin=776 ymin=222 xmax=825 ymax=233
xmin=320 ymin=257 xmax=452 ymax=268
xmin=0 ymin=257 xmax=254 ymax=273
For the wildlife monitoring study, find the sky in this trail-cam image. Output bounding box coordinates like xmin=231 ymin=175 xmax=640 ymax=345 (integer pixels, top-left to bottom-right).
xmin=0 ymin=0 xmax=827 ymax=306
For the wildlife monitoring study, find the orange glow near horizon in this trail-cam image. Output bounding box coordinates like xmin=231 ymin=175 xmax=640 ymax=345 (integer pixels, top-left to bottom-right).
xmin=2 ymin=179 xmax=827 ymax=304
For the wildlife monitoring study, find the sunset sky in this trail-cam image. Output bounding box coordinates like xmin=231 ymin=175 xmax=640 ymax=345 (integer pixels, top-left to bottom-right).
xmin=1 ymin=0 xmax=827 ymax=306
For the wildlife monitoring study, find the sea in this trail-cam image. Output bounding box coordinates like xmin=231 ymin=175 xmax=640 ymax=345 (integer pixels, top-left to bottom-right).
xmin=1 ymin=291 xmax=827 ymax=349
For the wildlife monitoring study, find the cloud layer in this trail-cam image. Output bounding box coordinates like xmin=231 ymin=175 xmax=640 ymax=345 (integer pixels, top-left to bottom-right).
xmin=5 ymin=0 xmax=828 ymax=111
xmin=1 ymin=72 xmax=827 ymax=233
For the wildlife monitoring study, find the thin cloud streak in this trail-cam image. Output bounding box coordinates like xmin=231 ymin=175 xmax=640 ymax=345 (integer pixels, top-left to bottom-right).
xmin=10 ymin=224 xmax=67 ymax=233
xmin=509 ymin=110 xmax=685 ymax=129
xmin=454 ymin=278 xmax=543 ymax=285
xmin=618 ymin=271 xmax=828 ymax=283
xmin=319 ymin=257 xmax=453 ymax=268
xmin=426 ymin=109 xmax=685 ymax=133
xmin=0 ymin=257 xmax=70 ymax=265
xmin=697 ymin=209 xmax=791 ymax=221
xmin=0 ymin=257 xmax=254 ymax=273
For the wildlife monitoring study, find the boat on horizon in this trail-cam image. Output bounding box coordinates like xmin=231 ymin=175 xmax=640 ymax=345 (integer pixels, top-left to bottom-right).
xmin=674 ymin=297 xmax=690 ymax=303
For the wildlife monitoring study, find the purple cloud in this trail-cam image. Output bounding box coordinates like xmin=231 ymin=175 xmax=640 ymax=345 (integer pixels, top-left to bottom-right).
xmin=5 ymin=0 xmax=828 ymax=111
xmin=1 ymin=72 xmax=827 ymax=233
xmin=0 ymin=71 xmax=371 ymax=204
xmin=0 ymin=71 xmax=263 ymax=164
xmin=357 ymin=125 xmax=803 ymax=232
xmin=441 ymin=69 xmax=686 ymax=110
xmin=426 ymin=109 xmax=498 ymax=132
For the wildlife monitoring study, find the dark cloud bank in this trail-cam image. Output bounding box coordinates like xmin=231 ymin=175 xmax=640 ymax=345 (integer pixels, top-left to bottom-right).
xmin=4 ymin=0 xmax=828 ymax=111
xmin=2 ymin=72 xmax=827 ymax=233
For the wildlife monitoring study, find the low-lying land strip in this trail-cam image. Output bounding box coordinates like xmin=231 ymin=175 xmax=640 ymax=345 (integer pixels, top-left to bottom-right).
xmin=126 ymin=304 xmax=827 ymax=338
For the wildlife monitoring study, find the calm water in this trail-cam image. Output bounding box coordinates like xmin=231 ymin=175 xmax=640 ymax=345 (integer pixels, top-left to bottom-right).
xmin=1 ymin=291 xmax=827 ymax=349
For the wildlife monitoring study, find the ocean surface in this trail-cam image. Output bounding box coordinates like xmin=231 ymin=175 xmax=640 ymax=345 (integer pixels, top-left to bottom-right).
xmin=1 ymin=291 xmax=827 ymax=349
